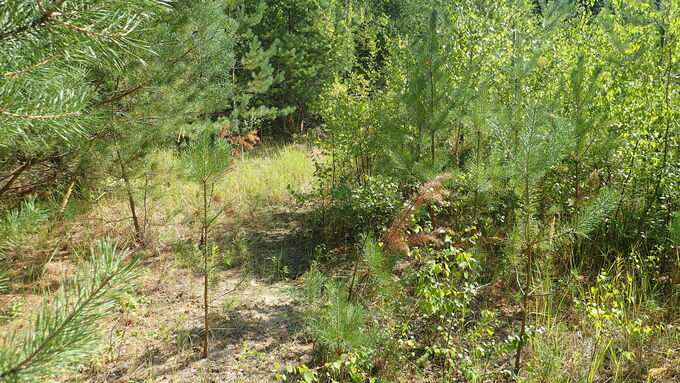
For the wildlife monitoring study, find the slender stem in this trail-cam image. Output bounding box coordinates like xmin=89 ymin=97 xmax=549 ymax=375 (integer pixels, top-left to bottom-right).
xmin=202 ymin=180 xmax=209 ymax=359
xmin=514 ymin=245 xmax=532 ymax=376
xmin=4 ymin=55 xmax=56 ymax=78
xmin=97 ymin=83 xmax=146 ymax=107
xmin=514 ymin=171 xmax=533 ymax=376
xmin=1 ymin=110 xmax=81 ymax=119
xmin=347 ymin=235 xmax=369 ymax=302
xmin=429 ymin=65 xmax=436 ymax=164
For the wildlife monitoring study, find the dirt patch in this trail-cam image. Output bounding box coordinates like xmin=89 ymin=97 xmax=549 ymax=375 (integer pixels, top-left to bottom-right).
xmin=77 ymin=259 xmax=312 ymax=382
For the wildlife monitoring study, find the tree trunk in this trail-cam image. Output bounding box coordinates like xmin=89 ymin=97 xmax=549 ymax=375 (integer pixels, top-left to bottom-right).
xmin=117 ymin=151 xmax=142 ymax=241
xmin=0 ymin=160 xmax=33 ymax=198
xmin=514 ymin=245 xmax=533 ymax=376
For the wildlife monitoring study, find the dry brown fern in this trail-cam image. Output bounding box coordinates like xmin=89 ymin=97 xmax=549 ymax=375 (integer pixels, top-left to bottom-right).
xmin=407 ymin=228 xmax=447 ymax=248
xmin=383 ymin=173 xmax=452 ymax=253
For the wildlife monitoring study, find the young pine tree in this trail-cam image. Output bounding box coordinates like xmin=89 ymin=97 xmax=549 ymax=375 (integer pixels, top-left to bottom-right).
xmin=0 ymin=0 xmax=166 ymax=200
xmin=484 ymin=3 xmax=624 ymax=374
xmin=180 ymin=132 xmax=232 ymax=359
xmin=143 ymin=0 xmax=287 ymax=141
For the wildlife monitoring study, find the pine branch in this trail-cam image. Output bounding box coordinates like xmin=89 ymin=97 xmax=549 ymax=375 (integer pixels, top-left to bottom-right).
xmin=0 ymin=14 xmax=49 ymax=41
xmin=97 ymin=83 xmax=147 ymax=107
xmin=570 ymin=188 xmax=621 ymax=238
xmin=383 ymin=174 xmax=451 ymax=253
xmin=0 ymin=110 xmax=82 ymax=120
xmin=0 ymin=241 xmax=141 ymax=381
xmin=0 ymin=271 xmax=119 ymax=378
xmin=35 ymin=0 xmax=130 ymax=39
xmin=0 ymin=161 xmax=34 ymax=198
xmin=546 ymin=188 xmax=621 ymax=248
xmin=3 ymin=56 xmax=57 ymax=79
xmin=47 ymin=16 xmax=130 ymax=39
xmin=0 ymin=0 xmax=69 ymax=40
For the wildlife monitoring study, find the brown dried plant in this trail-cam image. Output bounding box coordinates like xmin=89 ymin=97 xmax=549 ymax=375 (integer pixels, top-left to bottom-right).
xmin=219 ymin=128 xmax=261 ymax=155
xmin=383 ymin=174 xmax=452 ymax=253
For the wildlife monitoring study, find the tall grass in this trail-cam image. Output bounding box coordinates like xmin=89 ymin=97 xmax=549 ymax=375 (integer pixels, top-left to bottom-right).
xmin=149 ymin=143 xmax=314 ymax=227
xmin=219 ymin=144 xmax=315 ymax=214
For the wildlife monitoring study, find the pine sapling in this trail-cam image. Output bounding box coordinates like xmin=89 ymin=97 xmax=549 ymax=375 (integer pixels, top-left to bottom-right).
xmin=180 ymin=132 xmax=231 ymax=358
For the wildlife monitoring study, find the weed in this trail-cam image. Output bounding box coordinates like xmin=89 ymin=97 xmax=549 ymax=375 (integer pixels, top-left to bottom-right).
xmin=0 ymin=299 xmax=23 ymax=323
xmin=220 ymin=297 xmax=240 ymax=316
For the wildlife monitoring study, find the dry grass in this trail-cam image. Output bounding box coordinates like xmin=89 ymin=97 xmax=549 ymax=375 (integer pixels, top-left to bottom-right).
xmin=219 ymin=144 xmax=315 ymax=216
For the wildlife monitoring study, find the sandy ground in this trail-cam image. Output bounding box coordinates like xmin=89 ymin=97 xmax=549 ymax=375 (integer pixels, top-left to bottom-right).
xmin=77 ymin=259 xmax=313 ymax=383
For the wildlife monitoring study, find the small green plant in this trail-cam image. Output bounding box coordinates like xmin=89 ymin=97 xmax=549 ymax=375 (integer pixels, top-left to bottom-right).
xmin=409 ymin=232 xmax=488 ymax=382
xmin=302 ymin=270 xmax=377 ymax=357
xmin=0 ymin=299 xmax=24 ymax=324
xmin=220 ymin=297 xmax=240 ymax=316
xmin=273 ymin=350 xmax=378 ymax=383
xmin=0 ymin=196 xmax=48 ymax=291
xmin=575 ymin=262 xmax=662 ymax=383
xmin=267 ymin=250 xmax=290 ymax=282
xmin=273 ymin=362 xmax=318 ymax=383
xmin=325 ymin=349 xmax=378 ymax=383
xmin=235 ymin=342 xmax=266 ymax=371
xmin=173 ymin=241 xmax=231 ymax=281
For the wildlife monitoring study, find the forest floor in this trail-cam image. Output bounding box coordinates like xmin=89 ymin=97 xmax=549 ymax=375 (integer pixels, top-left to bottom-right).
xmin=1 ymin=143 xmax=319 ymax=382
xmin=3 ymin=143 xmax=677 ymax=383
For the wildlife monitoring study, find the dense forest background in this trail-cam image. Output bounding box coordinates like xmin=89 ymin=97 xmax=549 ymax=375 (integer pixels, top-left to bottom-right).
xmin=0 ymin=0 xmax=678 ymax=382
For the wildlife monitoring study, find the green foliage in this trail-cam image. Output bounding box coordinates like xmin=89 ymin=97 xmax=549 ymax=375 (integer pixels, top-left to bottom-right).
xmin=0 ymin=196 xmax=47 ymax=291
xmin=180 ymin=132 xmax=233 ymax=358
xmin=329 ymin=175 xmax=401 ymax=233
xmin=0 ymin=196 xmax=46 ymax=255
xmin=180 ymin=133 xmax=232 ymax=185
xmin=415 ymin=244 xmax=479 ymax=317
xmin=144 ymin=0 xmax=288 ymax=139
xmin=571 ymin=259 xmax=665 ymax=383
xmin=0 ymin=0 xmax=167 ymax=155
xmin=250 ymin=0 xmax=358 ymax=131
xmin=0 ymin=0 xmax=167 ymax=200
xmin=173 ymin=240 xmax=231 ymax=276
xmin=569 ymin=188 xmax=621 ymax=239
xmin=670 ymin=212 xmax=680 ymax=245
xmin=360 ymin=236 xmax=397 ymax=307
xmin=1 ymin=0 xmax=678 ymax=382
xmin=312 ymin=291 xmax=371 ymax=354
xmin=303 ymin=1 xmax=679 ymax=380
xmin=0 ymin=240 xmax=141 ymax=382
xmin=223 ymin=144 xmax=314 ymax=214
xmin=302 ymin=270 xmax=377 ymax=356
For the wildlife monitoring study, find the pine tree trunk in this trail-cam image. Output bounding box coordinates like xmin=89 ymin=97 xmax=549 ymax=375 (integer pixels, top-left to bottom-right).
xmin=514 ymin=178 xmax=534 ymax=376
xmin=513 ymin=246 xmax=532 ymax=376
xmin=117 ymin=151 xmax=142 ymax=241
